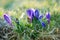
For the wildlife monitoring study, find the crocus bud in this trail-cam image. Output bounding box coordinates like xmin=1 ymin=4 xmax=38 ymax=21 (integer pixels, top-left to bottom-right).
xmin=41 ymin=22 xmax=46 ymax=27
xmin=46 ymin=12 xmax=50 ymax=20
xmin=4 ymin=14 xmax=12 ymax=26
xmin=35 ymin=9 xmax=39 ymax=19
xmin=46 ymin=12 xmax=50 ymax=24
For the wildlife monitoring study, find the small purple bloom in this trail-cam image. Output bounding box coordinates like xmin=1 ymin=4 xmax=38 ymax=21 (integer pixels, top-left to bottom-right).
xmin=46 ymin=12 xmax=50 ymax=20
xmin=35 ymin=9 xmax=39 ymax=19
xmin=39 ymin=15 xmax=43 ymax=19
xmin=41 ymin=22 xmax=46 ymax=27
xmin=46 ymin=12 xmax=50 ymax=24
xmin=4 ymin=14 xmax=12 ymax=25
xmin=27 ymin=8 xmax=35 ymax=22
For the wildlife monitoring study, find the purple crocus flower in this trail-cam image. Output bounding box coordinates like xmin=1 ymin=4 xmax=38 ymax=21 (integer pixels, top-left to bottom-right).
xmin=27 ymin=8 xmax=35 ymax=22
xmin=35 ymin=9 xmax=39 ymax=19
xmin=46 ymin=12 xmax=50 ymax=24
xmin=27 ymin=8 xmax=46 ymax=27
xmin=4 ymin=14 xmax=12 ymax=26
xmin=46 ymin=12 xmax=50 ymax=20
xmin=27 ymin=8 xmax=35 ymax=18
xmin=39 ymin=15 xmax=43 ymax=19
xmin=34 ymin=9 xmax=43 ymax=20
xmin=34 ymin=9 xmax=46 ymax=27
xmin=41 ymin=22 xmax=46 ymax=27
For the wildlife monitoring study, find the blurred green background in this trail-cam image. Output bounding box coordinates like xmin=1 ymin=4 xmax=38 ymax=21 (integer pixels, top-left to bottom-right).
xmin=0 ymin=0 xmax=60 ymax=11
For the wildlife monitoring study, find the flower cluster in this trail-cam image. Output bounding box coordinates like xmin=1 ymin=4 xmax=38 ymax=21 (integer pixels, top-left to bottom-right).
xmin=27 ymin=8 xmax=50 ymax=27
xmin=3 ymin=8 xmax=50 ymax=28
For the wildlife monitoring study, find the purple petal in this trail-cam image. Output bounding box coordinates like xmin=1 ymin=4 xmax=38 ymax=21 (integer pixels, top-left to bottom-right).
xmin=41 ymin=22 xmax=46 ymax=27
xmin=4 ymin=14 xmax=12 ymax=25
xmin=46 ymin=12 xmax=50 ymax=20
xmin=35 ymin=9 xmax=39 ymax=18
xmin=46 ymin=12 xmax=50 ymax=24
xmin=27 ymin=8 xmax=35 ymax=19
